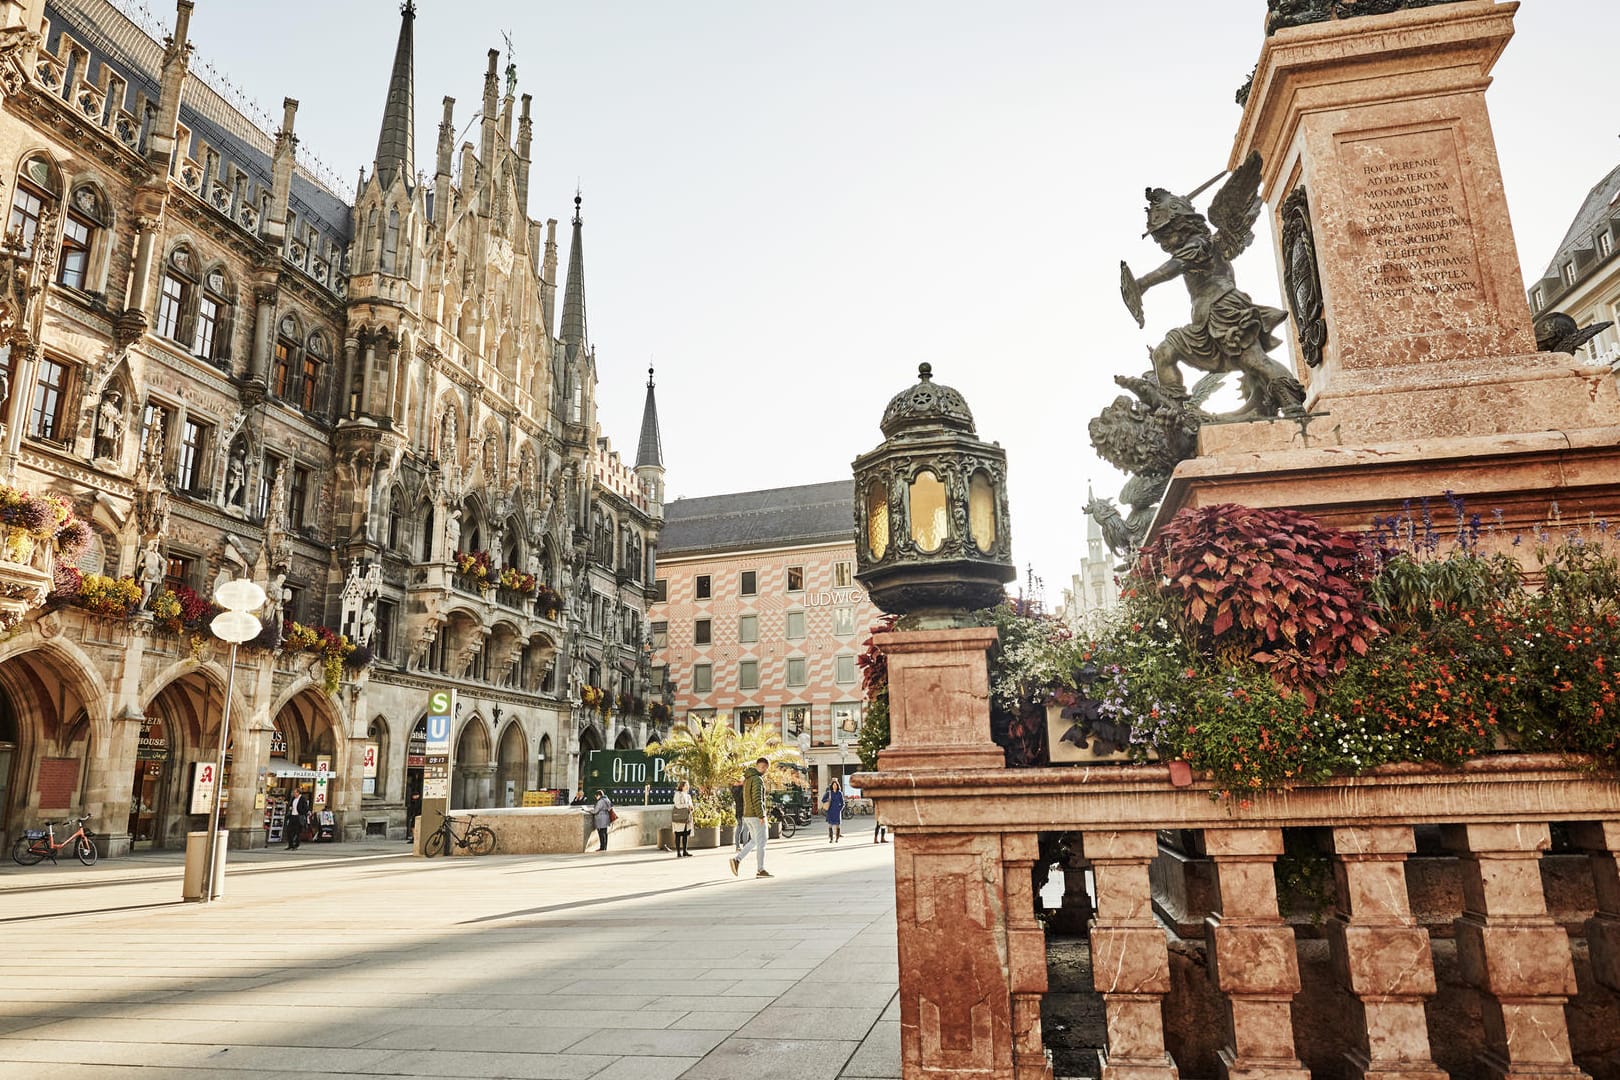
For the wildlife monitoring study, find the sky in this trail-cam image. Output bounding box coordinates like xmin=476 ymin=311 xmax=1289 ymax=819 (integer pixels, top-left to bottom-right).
xmin=171 ymin=0 xmax=1619 ymax=608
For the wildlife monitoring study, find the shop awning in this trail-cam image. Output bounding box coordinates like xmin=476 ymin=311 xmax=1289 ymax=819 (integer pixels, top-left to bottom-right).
xmin=266 ymin=762 xmax=324 ymax=779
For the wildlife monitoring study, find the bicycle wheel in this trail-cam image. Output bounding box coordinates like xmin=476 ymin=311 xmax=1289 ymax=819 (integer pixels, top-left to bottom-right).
xmin=424 ymin=829 xmax=448 ymax=857
xmin=467 ymin=826 xmax=497 ymax=856
xmin=75 ymin=836 xmax=97 ymax=866
xmin=778 ymin=814 xmax=797 ymax=839
xmin=12 ymin=837 xmax=43 ymax=865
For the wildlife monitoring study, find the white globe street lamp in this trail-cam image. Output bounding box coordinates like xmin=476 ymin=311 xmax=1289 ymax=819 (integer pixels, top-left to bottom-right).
xmin=199 ymin=578 xmax=265 ymax=904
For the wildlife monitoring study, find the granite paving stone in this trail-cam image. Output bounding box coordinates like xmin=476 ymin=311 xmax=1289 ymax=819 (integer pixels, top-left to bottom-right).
xmin=0 ymin=833 xmax=902 ymax=1078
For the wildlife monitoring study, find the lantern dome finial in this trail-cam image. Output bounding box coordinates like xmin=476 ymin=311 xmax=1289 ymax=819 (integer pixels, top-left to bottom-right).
xmin=880 ymin=363 xmax=975 ymax=440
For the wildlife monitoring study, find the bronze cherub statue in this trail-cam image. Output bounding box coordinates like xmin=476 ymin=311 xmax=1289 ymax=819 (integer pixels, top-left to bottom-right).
xmin=1120 ymin=152 xmax=1306 ymax=421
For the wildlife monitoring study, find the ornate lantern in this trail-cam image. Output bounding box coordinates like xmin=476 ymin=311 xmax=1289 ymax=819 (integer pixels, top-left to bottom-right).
xmin=852 ymin=363 xmax=1014 ymax=623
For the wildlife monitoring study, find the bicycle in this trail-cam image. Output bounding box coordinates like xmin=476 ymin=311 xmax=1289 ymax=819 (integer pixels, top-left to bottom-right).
xmin=769 ymin=806 xmax=798 ymax=839
xmin=423 ymin=814 xmax=496 ymax=857
xmin=12 ymin=816 xmax=97 ymax=866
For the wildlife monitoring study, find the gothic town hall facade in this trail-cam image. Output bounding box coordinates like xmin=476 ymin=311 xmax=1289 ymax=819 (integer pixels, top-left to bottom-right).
xmin=0 ymin=0 xmax=668 ymax=854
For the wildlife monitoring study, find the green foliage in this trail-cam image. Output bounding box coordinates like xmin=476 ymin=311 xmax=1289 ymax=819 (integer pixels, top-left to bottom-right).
xmin=856 ymin=692 xmax=889 ymax=771
xmin=648 ymin=715 xmax=804 ymax=809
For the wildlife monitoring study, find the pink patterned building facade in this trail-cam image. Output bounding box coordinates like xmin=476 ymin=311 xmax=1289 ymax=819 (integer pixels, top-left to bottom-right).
xmin=650 ymin=481 xmax=884 ymax=790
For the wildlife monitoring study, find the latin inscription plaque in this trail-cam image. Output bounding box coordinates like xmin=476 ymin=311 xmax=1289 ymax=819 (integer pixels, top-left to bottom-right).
xmin=1342 ymin=126 xmax=1485 ymax=361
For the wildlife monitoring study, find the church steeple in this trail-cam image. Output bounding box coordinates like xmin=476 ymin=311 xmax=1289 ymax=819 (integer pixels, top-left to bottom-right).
xmin=373 ymin=0 xmax=416 ymax=189
xmin=559 ymin=192 xmax=588 ymax=355
xmin=636 ymin=366 xmax=663 ymax=470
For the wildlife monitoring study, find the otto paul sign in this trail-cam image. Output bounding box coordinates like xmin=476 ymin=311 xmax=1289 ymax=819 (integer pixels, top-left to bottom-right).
xmin=582 ymin=750 xmax=677 ymax=804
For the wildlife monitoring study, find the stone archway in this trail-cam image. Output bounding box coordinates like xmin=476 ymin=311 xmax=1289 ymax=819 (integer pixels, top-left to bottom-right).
xmin=453 ymin=716 xmax=492 ymax=809
xmin=0 ymin=644 xmax=101 ymax=844
xmin=496 ymin=720 xmax=527 ymax=807
xmin=268 ymin=687 xmax=347 ymax=839
xmin=139 ymin=671 xmax=221 ymax=850
xmin=614 ymin=728 xmax=635 ymax=751
xmin=537 ymin=733 xmax=553 ymax=791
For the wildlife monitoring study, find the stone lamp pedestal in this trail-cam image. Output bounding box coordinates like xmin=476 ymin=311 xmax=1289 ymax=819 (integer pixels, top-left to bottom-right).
xmin=1157 ymin=0 xmax=1620 ymax=543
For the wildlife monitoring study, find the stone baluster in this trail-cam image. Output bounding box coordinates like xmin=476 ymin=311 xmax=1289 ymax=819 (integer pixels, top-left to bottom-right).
xmin=1047 ymin=841 xmax=1095 ymax=937
xmin=1002 ymin=834 xmax=1055 ymax=1080
xmin=1204 ymin=828 xmax=1309 ymax=1080
xmin=1570 ymin=822 xmax=1620 ymax=994
xmin=1327 ymin=826 xmax=1445 ymax=1080
xmin=1083 ymin=830 xmax=1179 ymax=1080
xmin=1444 ymin=823 xmax=1587 ymax=1080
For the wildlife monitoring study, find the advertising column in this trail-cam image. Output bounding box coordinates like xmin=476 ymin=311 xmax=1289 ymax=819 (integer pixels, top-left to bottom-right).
xmin=415 ymin=689 xmax=454 ymax=855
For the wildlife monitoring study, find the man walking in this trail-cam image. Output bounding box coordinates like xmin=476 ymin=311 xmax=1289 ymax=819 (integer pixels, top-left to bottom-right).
xmin=729 ymin=757 xmax=771 ymax=879
xmin=285 ymin=788 xmax=307 ymax=850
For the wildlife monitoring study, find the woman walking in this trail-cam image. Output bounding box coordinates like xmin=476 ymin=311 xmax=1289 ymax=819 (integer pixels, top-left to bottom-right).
xmin=821 ymin=778 xmax=845 ymax=843
xmin=671 ymin=780 xmax=694 ymax=858
xmin=591 ymin=790 xmax=613 ymax=852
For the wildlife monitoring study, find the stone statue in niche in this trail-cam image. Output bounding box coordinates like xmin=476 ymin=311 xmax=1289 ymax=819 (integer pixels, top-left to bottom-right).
xmin=93 ymin=387 xmax=125 ymax=461
xmin=1280 ymin=186 xmax=1328 ymax=369
xmin=443 ymin=508 xmax=461 ymax=560
xmin=224 ymin=442 xmax=247 ymax=507
xmin=1119 ymin=151 xmax=1305 ymax=420
xmin=137 ymin=537 xmax=165 ymax=607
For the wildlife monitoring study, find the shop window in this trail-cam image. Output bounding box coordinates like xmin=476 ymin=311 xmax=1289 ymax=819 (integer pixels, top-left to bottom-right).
xmin=695 ymin=574 xmax=711 ymax=600
xmin=739 ymin=659 xmax=759 ymax=691
xmin=739 ymin=614 xmax=758 ymax=644
xmin=785 ymin=610 xmax=806 ymax=640
xmin=834 ymin=703 xmax=861 ymax=741
xmin=787 ymin=565 xmax=805 ymax=592
xmin=693 ymin=663 xmax=712 ymax=694
xmin=784 ymin=704 xmax=810 ymax=737
xmin=28 ymin=356 xmax=71 ymax=442
xmin=694 ymin=618 xmax=711 ymax=646
xmin=737 ymin=707 xmax=763 ymax=732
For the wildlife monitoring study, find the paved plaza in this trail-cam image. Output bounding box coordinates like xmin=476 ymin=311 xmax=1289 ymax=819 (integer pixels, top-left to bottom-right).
xmin=0 ymin=831 xmax=901 ymax=1079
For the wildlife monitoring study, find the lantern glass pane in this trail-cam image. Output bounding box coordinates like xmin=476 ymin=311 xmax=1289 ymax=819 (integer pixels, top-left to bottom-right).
xmin=969 ymin=471 xmax=996 ymax=552
xmin=866 ymin=480 xmax=889 ymax=560
xmin=909 ymin=471 xmax=948 ymax=553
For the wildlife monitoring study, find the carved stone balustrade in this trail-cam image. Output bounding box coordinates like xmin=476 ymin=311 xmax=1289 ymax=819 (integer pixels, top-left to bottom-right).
xmin=857 ymin=628 xmax=1617 ymax=1080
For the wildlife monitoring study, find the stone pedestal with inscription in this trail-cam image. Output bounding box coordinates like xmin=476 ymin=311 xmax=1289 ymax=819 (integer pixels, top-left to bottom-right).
xmin=1156 ymin=0 xmax=1620 ymax=538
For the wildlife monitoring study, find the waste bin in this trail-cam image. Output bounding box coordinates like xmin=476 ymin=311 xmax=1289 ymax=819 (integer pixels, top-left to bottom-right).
xmin=182 ymin=830 xmax=229 ymax=901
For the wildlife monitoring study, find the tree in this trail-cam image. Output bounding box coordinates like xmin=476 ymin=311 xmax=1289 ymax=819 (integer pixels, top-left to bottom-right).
xmin=649 ymin=715 xmax=803 ymax=824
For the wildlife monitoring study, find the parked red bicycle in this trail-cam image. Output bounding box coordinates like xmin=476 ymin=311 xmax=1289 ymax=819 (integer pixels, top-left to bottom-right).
xmin=12 ymin=815 xmax=97 ymax=866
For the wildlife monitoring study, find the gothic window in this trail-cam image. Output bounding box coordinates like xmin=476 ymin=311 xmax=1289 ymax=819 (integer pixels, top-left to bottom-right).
xmin=176 ymin=417 xmax=209 ymax=493
xmin=155 ymin=247 xmax=197 ymax=343
xmin=382 ymin=208 xmax=400 ymax=274
xmin=420 ymin=502 xmax=435 ymax=562
xmin=299 ymin=347 xmax=320 ymax=411
xmin=256 ymin=454 xmax=282 ymax=520
xmin=387 ymin=487 xmax=405 ymax=550
xmin=272 ymin=337 xmax=294 ymax=399
xmin=8 ymin=155 xmax=59 ymax=255
xmin=57 ymin=213 xmax=90 ymax=289
xmin=289 ymin=465 xmax=310 ymax=531
xmin=27 ymin=356 xmax=71 ymax=442
xmin=192 ymin=268 xmax=232 ymax=366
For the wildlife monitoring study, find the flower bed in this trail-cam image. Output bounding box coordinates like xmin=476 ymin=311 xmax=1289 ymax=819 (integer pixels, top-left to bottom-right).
xmin=869 ymin=501 xmax=1620 ymax=801
xmin=282 ymin=619 xmax=364 ymax=693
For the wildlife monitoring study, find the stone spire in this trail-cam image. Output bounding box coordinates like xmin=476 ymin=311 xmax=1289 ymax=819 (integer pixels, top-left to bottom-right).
xmin=372 ymin=0 xmax=416 ymax=189
xmin=559 ymin=193 xmax=587 ymax=355
xmin=636 ymin=366 xmax=663 ymax=470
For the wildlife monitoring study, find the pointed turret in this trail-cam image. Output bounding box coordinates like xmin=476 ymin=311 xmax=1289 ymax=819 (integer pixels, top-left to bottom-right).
xmin=636 ymin=366 xmax=663 ymax=470
xmin=372 ymin=0 xmax=416 ymax=190
xmin=636 ymin=366 xmax=665 ymax=515
xmin=559 ymin=193 xmax=588 ymax=355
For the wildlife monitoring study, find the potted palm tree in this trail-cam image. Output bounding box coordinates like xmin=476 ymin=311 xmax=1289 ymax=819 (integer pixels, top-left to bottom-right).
xmin=649 ymin=714 xmax=804 ymax=851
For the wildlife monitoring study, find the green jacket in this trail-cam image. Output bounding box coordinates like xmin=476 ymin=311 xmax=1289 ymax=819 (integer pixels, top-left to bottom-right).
xmin=742 ymin=770 xmax=766 ymax=818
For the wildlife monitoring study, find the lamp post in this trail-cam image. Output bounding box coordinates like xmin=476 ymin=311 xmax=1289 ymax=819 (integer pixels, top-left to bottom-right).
xmin=201 ymin=578 xmax=265 ymax=904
